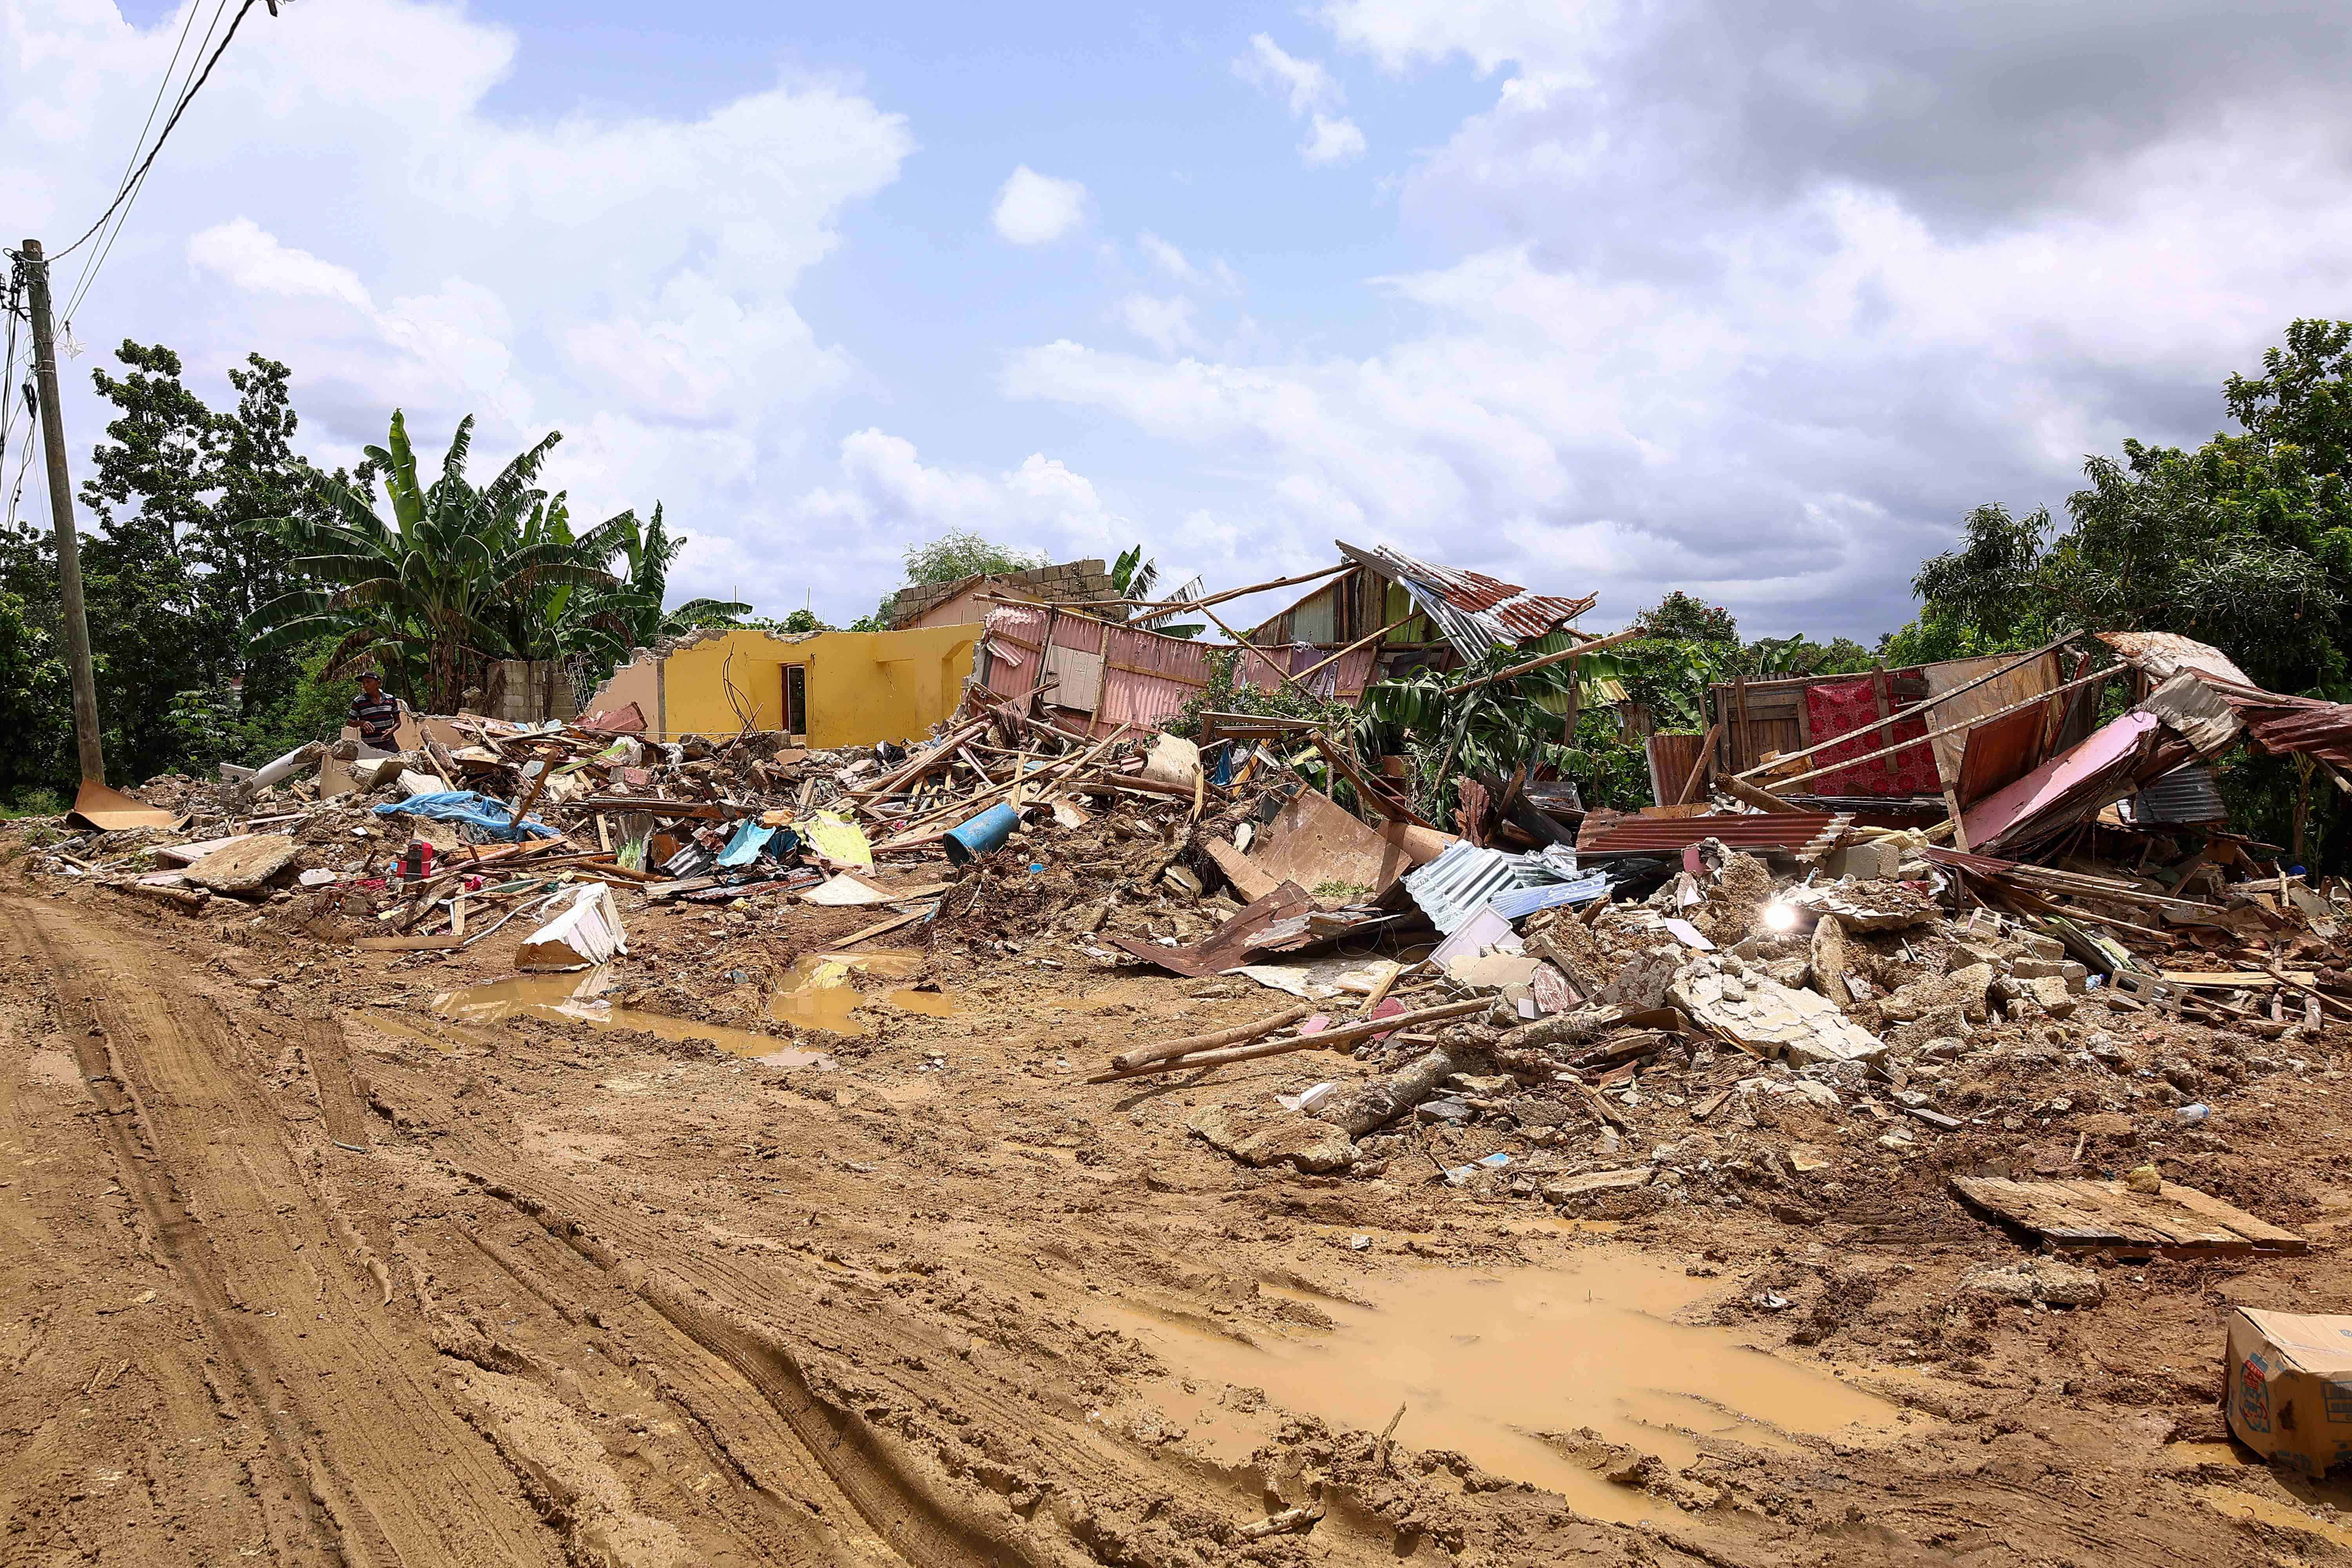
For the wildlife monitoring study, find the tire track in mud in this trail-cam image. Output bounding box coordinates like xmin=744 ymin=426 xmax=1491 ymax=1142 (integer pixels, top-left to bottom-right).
xmin=454 ymin=1160 xmax=1046 ymax=1568
xmin=9 ymin=898 xmax=566 ymax=1568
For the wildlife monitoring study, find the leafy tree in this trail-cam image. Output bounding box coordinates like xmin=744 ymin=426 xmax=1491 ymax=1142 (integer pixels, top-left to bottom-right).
xmin=246 ymin=412 xmax=629 ymax=713
xmin=1112 ymin=543 xmax=1205 ymax=637
xmin=557 ymin=503 xmax=749 ymax=671
xmin=0 ymin=588 xmax=76 ymax=805
xmin=1357 ymin=644 xmax=1649 ymax=820
xmin=1635 ymin=590 xmax=1739 ymax=645
xmin=904 ymin=530 xmax=1044 ymax=585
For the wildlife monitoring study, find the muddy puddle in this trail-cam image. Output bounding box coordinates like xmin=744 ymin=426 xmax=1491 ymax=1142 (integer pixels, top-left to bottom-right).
xmin=770 ymin=950 xmax=961 ymax=1033
xmin=434 ymin=969 xmax=834 ymax=1067
xmin=2195 ymin=1485 xmax=2352 ymax=1548
xmin=1096 ymin=1253 xmax=1902 ymax=1526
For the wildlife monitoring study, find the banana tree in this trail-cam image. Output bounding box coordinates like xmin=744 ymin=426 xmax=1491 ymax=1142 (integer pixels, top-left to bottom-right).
xmin=245 ymin=412 xmax=630 ymax=712
xmin=1357 ymin=646 xmax=1644 ymax=820
xmin=1112 ymin=543 xmax=1205 ymax=637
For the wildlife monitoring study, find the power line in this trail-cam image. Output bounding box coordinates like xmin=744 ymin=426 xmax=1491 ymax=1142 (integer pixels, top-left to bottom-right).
xmin=61 ymin=0 xmax=227 ymax=327
xmin=50 ymin=0 xmax=263 ymax=265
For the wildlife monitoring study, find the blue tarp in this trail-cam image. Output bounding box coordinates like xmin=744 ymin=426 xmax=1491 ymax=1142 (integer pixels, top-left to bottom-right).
xmin=717 ymin=820 xmax=775 ymax=866
xmin=716 ymin=820 xmax=801 ymax=868
xmin=372 ymin=789 xmax=559 ymax=842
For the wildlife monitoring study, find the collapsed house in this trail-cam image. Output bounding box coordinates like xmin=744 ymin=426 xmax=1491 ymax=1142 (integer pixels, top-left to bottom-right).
xmin=975 ymin=540 xmax=1626 ymax=739
xmin=583 ymin=623 xmax=981 ymax=749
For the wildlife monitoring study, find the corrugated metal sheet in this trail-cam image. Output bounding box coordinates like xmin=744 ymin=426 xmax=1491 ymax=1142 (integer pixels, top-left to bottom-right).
xmin=1645 ymin=732 xmax=1707 ymax=806
xmin=1489 ymin=873 xmax=1612 ymax=919
xmin=1334 ymin=541 xmax=1596 ymax=656
xmin=2127 ymin=764 xmax=2227 ymax=824
xmin=987 ymin=601 xmax=1382 ymax=737
xmin=1960 ymin=710 xmax=2185 ymax=855
xmin=2136 ymin=670 xmax=2243 ymax=757
xmin=1953 ymin=702 xmax=2048 ymax=808
xmin=1405 ymin=842 xmax=1534 ymax=933
xmin=1575 ymin=811 xmax=1849 ymax=857
xmin=2098 ymin=631 xmax=2256 ymax=688
xmin=1095 ymin=622 xmax=1216 ymax=735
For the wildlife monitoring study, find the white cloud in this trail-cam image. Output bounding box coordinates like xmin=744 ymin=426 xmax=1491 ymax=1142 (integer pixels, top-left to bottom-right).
xmin=1114 ymin=294 xmax=1203 ymax=355
xmin=2 ymin=0 xmax=911 ymax=620
xmin=1301 ymin=113 xmax=1368 ymax=166
xmin=1238 ymin=34 xmax=1343 ymax=116
xmin=793 ymin=430 xmax=1131 ymax=563
xmin=185 ymin=220 xmax=371 ymax=310
xmin=991 ymin=165 xmax=1089 ymax=245
xmin=988 ymin=0 xmax=2352 ymax=638
xmin=1137 ymin=232 xmax=1240 ymax=293
xmin=1236 ymin=33 xmax=1366 ymax=167
xmin=1007 ymin=105 xmax=2352 ymax=637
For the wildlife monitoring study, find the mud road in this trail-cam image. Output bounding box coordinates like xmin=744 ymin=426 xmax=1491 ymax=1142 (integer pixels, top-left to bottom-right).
xmin=2 ymin=887 xmax=2345 ymax=1566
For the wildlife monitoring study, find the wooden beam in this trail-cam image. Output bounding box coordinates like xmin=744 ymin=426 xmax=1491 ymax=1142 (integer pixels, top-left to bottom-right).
xmin=1760 ymin=664 xmax=2113 ymax=796
xmin=1439 ymin=625 xmax=1648 ymax=697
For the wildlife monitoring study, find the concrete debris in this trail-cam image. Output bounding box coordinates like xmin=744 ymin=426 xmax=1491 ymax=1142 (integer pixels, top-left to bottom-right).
xmin=1960 ymin=1258 xmax=2107 ymax=1307
xmin=1672 ymin=954 xmax=1887 ymax=1067
xmin=1185 ymin=1102 xmax=1356 ymax=1171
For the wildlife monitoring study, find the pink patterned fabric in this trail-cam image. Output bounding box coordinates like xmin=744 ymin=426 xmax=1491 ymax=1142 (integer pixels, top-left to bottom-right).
xmin=1803 ymin=673 xmax=1940 ymax=796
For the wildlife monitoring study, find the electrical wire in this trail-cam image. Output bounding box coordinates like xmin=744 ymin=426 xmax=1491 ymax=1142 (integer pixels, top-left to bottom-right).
xmin=49 ymin=0 xmax=261 ymax=266
xmin=60 ymin=0 xmax=227 ymax=327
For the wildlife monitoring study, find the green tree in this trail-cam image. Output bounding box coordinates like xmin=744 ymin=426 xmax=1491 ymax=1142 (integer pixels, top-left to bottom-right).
xmin=56 ymin=342 xmax=353 ymax=783
xmin=559 ymin=503 xmax=749 ymax=671
xmin=1112 ymin=543 xmax=1205 ymax=637
xmin=904 ymin=530 xmax=1044 ymax=584
xmin=1634 ymin=590 xmax=1739 ymax=645
xmin=246 ymin=412 xmax=629 ymax=713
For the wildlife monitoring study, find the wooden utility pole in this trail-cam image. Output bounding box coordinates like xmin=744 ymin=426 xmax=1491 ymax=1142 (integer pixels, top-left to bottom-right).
xmin=18 ymin=239 xmax=105 ymax=784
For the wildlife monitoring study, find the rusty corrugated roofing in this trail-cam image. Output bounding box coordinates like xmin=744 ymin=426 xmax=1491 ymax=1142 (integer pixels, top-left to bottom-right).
xmin=1575 ymin=811 xmax=1850 ymax=858
xmin=1333 ymin=541 xmax=1595 ymax=656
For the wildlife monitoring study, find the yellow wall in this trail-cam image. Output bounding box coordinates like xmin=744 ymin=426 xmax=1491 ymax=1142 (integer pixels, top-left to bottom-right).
xmin=648 ymin=625 xmax=979 ymax=748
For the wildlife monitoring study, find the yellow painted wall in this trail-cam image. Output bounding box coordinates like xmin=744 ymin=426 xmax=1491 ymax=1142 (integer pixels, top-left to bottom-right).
xmin=648 ymin=625 xmax=978 ymax=747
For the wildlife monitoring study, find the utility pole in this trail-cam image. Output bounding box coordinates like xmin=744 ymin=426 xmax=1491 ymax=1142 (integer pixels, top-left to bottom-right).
xmin=18 ymin=239 xmax=105 ymax=785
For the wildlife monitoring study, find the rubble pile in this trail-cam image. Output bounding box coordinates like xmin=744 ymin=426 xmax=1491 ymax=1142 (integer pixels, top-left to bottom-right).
xmin=15 ymin=622 xmax=2352 ymax=1296
xmin=16 ymin=692 xmax=1305 ymax=968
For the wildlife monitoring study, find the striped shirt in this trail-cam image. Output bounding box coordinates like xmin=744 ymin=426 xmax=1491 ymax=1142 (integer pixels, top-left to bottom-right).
xmin=349 ymin=691 xmax=404 ymax=748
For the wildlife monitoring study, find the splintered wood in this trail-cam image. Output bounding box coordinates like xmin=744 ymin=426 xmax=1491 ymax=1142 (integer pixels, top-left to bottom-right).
xmin=1949 ymin=1175 xmax=2305 ymax=1258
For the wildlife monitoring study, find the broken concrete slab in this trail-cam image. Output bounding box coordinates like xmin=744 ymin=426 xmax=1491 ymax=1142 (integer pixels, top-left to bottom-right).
xmin=184 ymin=833 xmax=301 ymax=895
xmin=1541 ymin=1168 xmax=1653 ymax=1203
xmin=1671 ymin=956 xmax=1886 ymax=1066
xmin=1961 ymin=1258 xmax=2105 ymax=1307
xmin=1185 ymin=1102 xmax=1355 ymax=1172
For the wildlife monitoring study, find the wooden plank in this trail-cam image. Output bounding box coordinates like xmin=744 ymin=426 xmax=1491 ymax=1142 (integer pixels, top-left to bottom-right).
xmin=355 ymin=934 xmax=466 ymax=952
xmin=2162 ymin=970 xmax=2316 ymax=988
xmin=1949 ymin=1174 xmax=2303 ymax=1256
xmin=2144 ymin=1181 xmax=2307 ymax=1251
xmin=2053 ymin=1180 xmax=2243 ymax=1250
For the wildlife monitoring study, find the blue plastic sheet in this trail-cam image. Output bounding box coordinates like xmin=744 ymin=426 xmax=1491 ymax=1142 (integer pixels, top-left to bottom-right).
xmin=716 ymin=820 xmax=776 ymax=867
xmin=372 ymin=789 xmax=559 ymax=841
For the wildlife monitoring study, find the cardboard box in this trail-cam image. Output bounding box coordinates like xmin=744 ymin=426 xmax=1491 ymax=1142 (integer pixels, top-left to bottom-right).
xmin=2225 ymin=1308 xmax=2352 ymax=1475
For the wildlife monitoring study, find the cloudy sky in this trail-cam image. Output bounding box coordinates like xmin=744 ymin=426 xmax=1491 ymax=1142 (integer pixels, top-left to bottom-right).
xmin=5 ymin=0 xmax=2346 ymax=637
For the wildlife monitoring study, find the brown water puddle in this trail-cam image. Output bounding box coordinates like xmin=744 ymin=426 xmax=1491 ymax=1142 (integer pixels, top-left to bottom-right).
xmin=2196 ymin=1485 xmax=2352 ymax=1548
xmin=1094 ymin=1253 xmax=1902 ymax=1526
xmin=434 ymin=969 xmax=834 ymax=1067
xmin=770 ymin=949 xmax=958 ymax=1033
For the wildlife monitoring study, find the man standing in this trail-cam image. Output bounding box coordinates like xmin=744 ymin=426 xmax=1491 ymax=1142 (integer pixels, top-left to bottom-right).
xmin=348 ymin=668 xmax=407 ymax=751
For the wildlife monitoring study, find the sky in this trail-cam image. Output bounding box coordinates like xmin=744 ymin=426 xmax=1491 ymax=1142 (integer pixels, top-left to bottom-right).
xmin=5 ymin=0 xmax=2350 ymax=639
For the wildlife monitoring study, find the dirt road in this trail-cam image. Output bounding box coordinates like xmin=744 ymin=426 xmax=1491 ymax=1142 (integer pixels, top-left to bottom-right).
xmin=2 ymin=886 xmax=2345 ymax=1566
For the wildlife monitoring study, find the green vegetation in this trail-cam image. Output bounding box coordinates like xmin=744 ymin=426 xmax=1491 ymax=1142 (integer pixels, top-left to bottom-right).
xmin=0 ymin=340 xmax=738 ymax=808
xmin=4 ymin=320 xmax=2345 ymax=867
